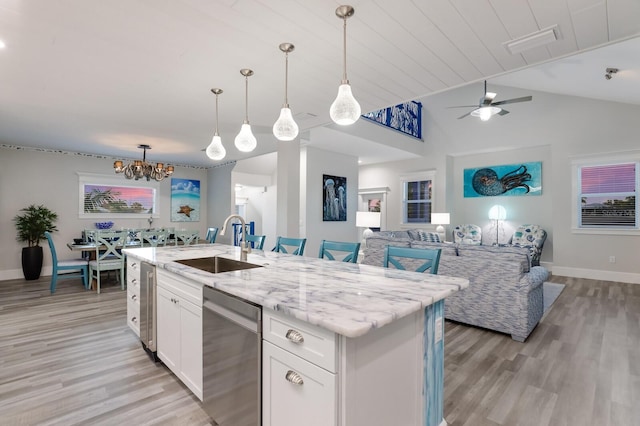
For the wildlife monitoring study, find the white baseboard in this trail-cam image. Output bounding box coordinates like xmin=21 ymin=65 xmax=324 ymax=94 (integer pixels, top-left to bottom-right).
xmin=0 ymin=266 xmax=53 ymax=282
xmin=551 ymin=266 xmax=640 ymax=284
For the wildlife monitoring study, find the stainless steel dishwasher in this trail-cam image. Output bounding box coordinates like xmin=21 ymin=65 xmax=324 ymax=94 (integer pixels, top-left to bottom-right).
xmin=202 ymin=286 xmax=262 ymax=426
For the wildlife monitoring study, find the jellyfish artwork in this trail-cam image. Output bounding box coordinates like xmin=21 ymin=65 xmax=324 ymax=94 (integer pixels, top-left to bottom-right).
xmin=472 ymin=165 xmax=532 ymax=196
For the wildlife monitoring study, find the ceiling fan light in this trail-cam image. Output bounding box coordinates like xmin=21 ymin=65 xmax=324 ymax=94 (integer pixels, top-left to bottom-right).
xmin=273 ymin=107 xmax=299 ymax=141
xmin=235 ymin=122 xmax=257 ymax=152
xmin=330 ymin=83 xmax=361 ymax=125
xmin=471 ymin=106 xmax=501 ymax=121
xmin=206 ymin=134 xmax=226 ymax=160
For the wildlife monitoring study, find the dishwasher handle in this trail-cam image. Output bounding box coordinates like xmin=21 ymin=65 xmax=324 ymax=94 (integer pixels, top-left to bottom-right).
xmin=203 ymin=299 xmax=260 ymax=333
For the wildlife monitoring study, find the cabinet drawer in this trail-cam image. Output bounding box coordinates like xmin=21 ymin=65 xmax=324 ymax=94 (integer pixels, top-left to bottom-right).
xmin=263 ymin=341 xmax=336 ymax=426
xmin=127 ymin=258 xmax=141 ymax=287
xmin=127 ymin=298 xmax=140 ymax=336
xmin=263 ymin=310 xmax=336 ymax=373
xmin=157 ymin=268 xmax=202 ymax=306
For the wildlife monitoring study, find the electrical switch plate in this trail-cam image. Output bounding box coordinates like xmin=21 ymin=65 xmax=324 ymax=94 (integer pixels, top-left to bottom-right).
xmin=435 ymin=316 xmax=443 ymax=343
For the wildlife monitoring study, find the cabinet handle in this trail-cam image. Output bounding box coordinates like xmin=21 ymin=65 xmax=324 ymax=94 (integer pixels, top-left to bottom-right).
xmin=131 ymin=278 xmax=137 ymax=285
xmin=285 ymin=329 xmax=304 ymax=344
xmin=170 ymin=297 xmax=179 ymax=304
xmin=131 ymin=262 xmax=138 ymax=270
xmin=131 ymin=316 xmax=137 ymax=323
xmin=131 ymin=294 xmax=137 ymax=301
xmin=285 ymin=370 xmax=304 ymax=386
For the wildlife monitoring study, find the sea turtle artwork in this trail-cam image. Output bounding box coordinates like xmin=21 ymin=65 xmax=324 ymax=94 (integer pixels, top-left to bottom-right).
xmin=177 ymin=205 xmax=195 ymax=217
xmin=464 ymin=162 xmax=542 ymax=198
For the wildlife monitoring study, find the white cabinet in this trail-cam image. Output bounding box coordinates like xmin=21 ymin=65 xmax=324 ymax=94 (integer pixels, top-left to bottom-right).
xmin=263 ymin=341 xmax=337 ymax=426
xmin=263 ymin=311 xmax=338 ymax=426
xmin=126 ymin=257 xmax=141 ymax=336
xmin=156 ymin=268 xmax=203 ymax=400
xmin=263 ymin=308 xmax=432 ymax=426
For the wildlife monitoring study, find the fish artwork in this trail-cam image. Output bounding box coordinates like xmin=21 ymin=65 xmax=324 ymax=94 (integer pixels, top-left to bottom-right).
xmin=472 ymin=165 xmax=532 ymax=196
xmin=177 ymin=205 xmax=195 ymax=217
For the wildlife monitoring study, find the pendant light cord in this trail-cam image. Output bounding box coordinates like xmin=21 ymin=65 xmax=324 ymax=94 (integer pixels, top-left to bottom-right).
xmin=342 ymin=17 xmax=348 ymax=83
xmin=244 ymin=76 xmax=249 ymax=123
xmin=214 ymin=93 xmax=219 ymax=136
xmin=284 ymin=52 xmax=289 ymax=107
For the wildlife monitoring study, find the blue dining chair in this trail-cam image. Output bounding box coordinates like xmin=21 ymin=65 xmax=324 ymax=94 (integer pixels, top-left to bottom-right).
xmin=383 ymin=246 xmax=441 ymax=274
xmin=205 ymin=227 xmax=219 ymax=243
xmin=244 ymin=234 xmax=266 ymax=250
xmin=44 ymin=231 xmax=89 ymax=293
xmin=140 ymin=230 xmax=169 ymax=247
xmin=318 ymin=240 xmax=360 ymax=263
xmin=273 ymin=237 xmax=306 ymax=256
xmin=88 ymin=230 xmax=126 ymax=294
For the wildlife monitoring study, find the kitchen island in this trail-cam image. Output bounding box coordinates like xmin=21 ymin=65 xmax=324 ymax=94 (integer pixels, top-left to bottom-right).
xmin=124 ymin=243 xmax=468 ymax=426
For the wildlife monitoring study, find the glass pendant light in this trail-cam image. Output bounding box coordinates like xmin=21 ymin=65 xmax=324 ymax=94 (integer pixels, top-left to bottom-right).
xmin=205 ymin=88 xmax=226 ymax=161
xmin=234 ymin=68 xmax=257 ymax=153
xmin=330 ymin=5 xmax=361 ymax=126
xmin=273 ymin=43 xmax=299 ymax=141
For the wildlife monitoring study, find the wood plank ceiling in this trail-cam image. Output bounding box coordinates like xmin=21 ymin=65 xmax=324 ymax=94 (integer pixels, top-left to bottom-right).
xmin=0 ymin=0 xmax=638 ymax=166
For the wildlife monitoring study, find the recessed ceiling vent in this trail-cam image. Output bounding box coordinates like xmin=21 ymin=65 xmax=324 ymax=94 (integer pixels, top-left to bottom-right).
xmin=503 ymin=25 xmax=561 ymax=55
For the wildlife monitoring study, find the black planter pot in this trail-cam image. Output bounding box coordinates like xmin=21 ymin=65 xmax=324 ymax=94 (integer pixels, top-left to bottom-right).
xmin=22 ymin=246 xmax=43 ymax=281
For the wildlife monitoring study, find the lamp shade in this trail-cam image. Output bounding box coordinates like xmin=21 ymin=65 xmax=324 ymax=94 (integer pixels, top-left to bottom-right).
xmin=431 ymin=213 xmax=450 ymax=225
xmin=356 ymin=211 xmax=381 ymax=228
xmin=488 ymin=205 xmax=507 ymax=220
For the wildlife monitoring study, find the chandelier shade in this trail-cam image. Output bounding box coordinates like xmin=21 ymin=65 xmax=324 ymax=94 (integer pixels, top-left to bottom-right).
xmin=330 ymin=5 xmax=361 ymax=126
xmin=273 ymin=43 xmax=299 ymax=141
xmin=114 ymin=144 xmax=173 ymax=181
xmin=206 ymin=88 xmax=226 ymax=161
xmin=235 ymin=68 xmax=257 ymax=153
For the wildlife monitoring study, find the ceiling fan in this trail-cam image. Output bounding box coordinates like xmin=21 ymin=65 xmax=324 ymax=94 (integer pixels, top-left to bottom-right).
xmin=449 ymin=80 xmax=532 ymax=121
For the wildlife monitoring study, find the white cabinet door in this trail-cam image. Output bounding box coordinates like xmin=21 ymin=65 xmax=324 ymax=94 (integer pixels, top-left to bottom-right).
xmin=157 ymin=285 xmax=180 ymax=372
xmin=179 ymin=298 xmax=202 ymax=399
xmin=126 ymin=259 xmax=141 ymax=336
xmin=263 ymin=341 xmax=336 ymax=426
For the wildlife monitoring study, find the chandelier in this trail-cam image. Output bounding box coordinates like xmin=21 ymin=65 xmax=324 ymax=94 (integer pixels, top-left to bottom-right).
xmin=113 ymin=144 xmax=174 ymax=181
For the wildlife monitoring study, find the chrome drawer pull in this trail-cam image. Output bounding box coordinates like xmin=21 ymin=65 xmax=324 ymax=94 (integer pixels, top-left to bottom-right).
xmin=285 ymin=370 xmax=304 ymax=385
xmin=131 ymin=316 xmax=137 ymax=323
xmin=285 ymin=329 xmax=304 ymax=344
xmin=131 ymin=294 xmax=137 ymax=301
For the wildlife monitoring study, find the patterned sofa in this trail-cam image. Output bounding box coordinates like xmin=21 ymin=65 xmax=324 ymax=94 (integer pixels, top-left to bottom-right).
xmin=362 ymin=230 xmax=549 ymax=342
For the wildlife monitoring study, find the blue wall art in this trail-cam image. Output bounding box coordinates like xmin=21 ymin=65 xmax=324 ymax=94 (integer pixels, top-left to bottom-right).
xmin=362 ymin=101 xmax=422 ymax=140
xmin=171 ymin=178 xmax=200 ymax=221
xmin=464 ymin=162 xmax=542 ymax=198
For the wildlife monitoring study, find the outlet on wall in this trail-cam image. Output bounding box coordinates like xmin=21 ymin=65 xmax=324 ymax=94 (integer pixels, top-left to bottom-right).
xmin=609 ymin=256 xmax=616 ymax=263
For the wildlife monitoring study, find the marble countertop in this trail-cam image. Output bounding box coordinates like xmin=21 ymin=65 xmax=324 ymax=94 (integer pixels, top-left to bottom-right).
xmin=124 ymin=244 xmax=468 ymax=338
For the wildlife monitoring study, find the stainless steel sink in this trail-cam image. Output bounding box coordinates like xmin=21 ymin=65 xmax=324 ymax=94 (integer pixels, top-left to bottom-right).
xmin=175 ymin=256 xmax=263 ymax=274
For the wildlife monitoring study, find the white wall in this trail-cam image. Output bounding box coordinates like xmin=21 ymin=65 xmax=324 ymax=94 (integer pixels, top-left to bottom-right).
xmin=360 ymin=88 xmax=640 ymax=283
xmin=1 ymin=148 xmax=207 ymax=280
xmin=301 ymin=146 xmax=359 ymax=257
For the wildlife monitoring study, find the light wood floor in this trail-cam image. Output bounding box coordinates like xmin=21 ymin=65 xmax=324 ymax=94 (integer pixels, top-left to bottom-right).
xmin=1 ymin=274 xmax=639 ymax=425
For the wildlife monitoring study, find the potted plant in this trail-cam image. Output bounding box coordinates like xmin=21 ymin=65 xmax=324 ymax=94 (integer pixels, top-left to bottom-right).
xmin=14 ymin=204 xmax=58 ymax=280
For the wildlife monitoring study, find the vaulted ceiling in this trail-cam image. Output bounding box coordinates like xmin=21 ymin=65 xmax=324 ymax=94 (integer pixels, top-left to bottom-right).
xmin=0 ymin=0 xmax=639 ymax=167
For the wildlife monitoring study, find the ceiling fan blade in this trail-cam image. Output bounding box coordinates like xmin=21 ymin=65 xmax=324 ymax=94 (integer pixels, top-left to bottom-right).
xmin=491 ymin=96 xmax=532 ymax=106
xmin=447 ymin=105 xmax=479 ymax=109
xmin=498 ymin=109 xmax=510 ymax=116
xmin=457 ymin=111 xmax=472 ymax=119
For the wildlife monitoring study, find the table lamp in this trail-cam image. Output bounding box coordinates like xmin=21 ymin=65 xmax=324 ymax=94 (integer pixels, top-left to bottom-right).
xmin=356 ymin=211 xmax=381 ymax=246
xmin=488 ymin=205 xmax=506 ymax=245
xmin=431 ymin=213 xmax=450 ymax=242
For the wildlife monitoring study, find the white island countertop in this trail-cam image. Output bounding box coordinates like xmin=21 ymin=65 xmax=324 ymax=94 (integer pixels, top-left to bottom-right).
xmin=124 ymin=243 xmax=468 ymax=338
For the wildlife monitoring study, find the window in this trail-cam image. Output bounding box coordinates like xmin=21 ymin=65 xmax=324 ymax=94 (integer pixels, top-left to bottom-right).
xmin=577 ymin=162 xmax=638 ymax=229
xmin=401 ymin=172 xmax=434 ymax=224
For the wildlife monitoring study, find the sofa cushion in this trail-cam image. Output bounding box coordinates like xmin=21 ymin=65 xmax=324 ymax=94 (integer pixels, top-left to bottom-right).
xmin=410 ymin=240 xmax=457 ymax=256
xmin=456 ymin=244 xmax=531 ymax=273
